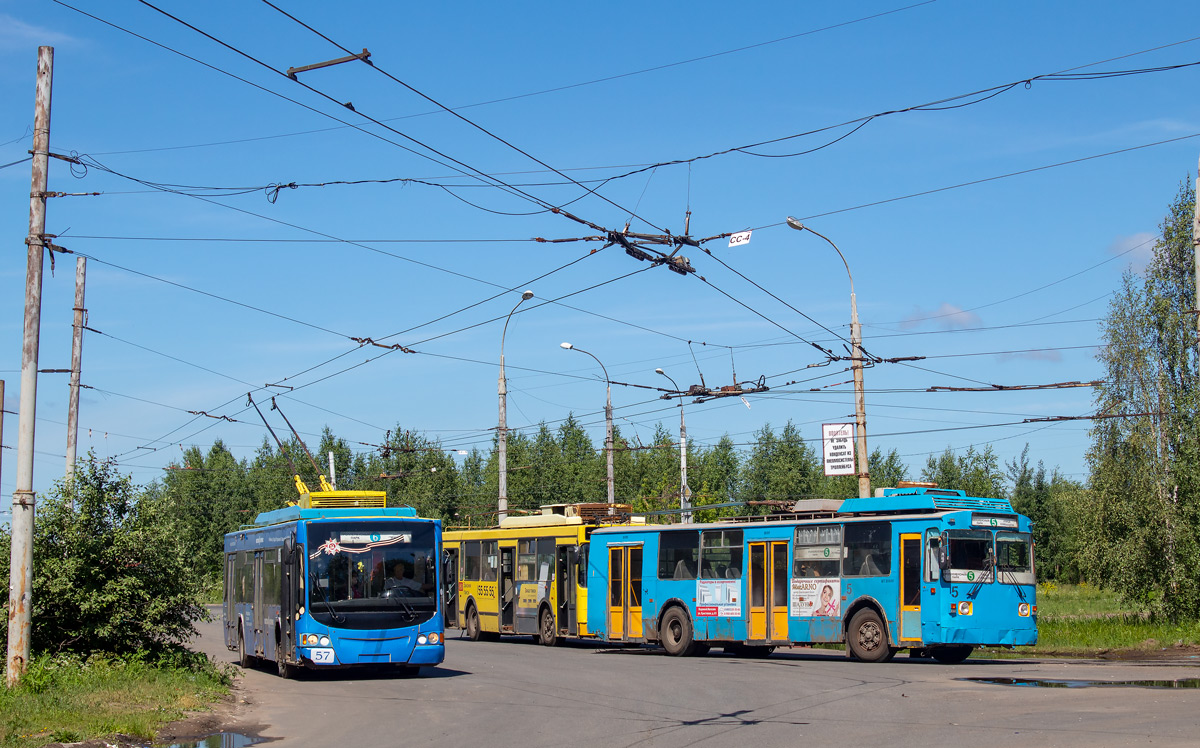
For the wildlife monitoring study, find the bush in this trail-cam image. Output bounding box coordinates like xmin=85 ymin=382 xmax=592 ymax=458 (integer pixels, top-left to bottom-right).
xmin=1 ymin=455 xmax=207 ymax=657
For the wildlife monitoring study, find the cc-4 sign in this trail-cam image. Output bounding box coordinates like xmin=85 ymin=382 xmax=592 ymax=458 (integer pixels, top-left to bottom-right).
xmin=728 ymin=230 xmax=752 ymax=247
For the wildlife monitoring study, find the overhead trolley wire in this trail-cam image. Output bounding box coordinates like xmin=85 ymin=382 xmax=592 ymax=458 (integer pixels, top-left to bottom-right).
xmin=258 ymin=0 xmax=667 ymax=232
xmin=77 ymin=1 xmax=939 ymax=157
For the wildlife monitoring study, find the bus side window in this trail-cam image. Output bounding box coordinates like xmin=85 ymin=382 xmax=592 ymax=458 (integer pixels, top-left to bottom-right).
xmin=464 ymin=541 xmax=481 ymax=581
xmin=843 ymin=522 xmax=891 ymax=577
xmin=658 ymin=530 xmax=699 ymax=580
xmin=576 ymin=544 xmax=588 ymax=588
xmin=483 ymin=541 xmax=498 ymax=581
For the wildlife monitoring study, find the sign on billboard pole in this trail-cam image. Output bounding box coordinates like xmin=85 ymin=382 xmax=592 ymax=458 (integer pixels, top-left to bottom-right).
xmin=822 ymin=423 xmax=856 ymax=477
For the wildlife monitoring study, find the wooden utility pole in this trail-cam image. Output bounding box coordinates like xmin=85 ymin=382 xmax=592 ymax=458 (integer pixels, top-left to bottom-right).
xmin=8 ymin=45 xmax=53 ymax=689
xmin=65 ymin=257 xmax=85 ymax=482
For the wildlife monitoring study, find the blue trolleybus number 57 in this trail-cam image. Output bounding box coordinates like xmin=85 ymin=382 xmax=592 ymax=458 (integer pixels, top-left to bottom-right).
xmin=222 ymin=492 xmax=445 ymax=678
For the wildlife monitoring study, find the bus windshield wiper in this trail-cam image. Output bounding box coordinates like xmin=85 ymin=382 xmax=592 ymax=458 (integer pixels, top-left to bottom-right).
xmin=968 ymin=552 xmax=993 ymax=598
xmin=383 ymin=590 xmax=417 ymax=619
xmin=310 ymin=571 xmax=345 ymax=623
xmin=997 ymin=564 xmax=1028 ymax=601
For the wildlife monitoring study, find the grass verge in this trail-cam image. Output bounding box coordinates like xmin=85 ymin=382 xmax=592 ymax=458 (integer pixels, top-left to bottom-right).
xmin=980 ymin=583 xmax=1200 ymax=658
xmin=0 ymin=651 xmax=232 ymax=748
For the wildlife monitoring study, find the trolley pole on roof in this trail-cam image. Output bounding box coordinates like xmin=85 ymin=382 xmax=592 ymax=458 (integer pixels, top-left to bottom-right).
xmin=65 ymin=257 xmax=86 ymax=484
xmin=9 ymin=46 xmax=53 ymax=689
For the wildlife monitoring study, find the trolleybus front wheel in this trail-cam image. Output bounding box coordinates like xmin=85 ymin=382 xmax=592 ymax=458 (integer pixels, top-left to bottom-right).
xmin=538 ymin=608 xmax=558 ymax=647
xmin=660 ymin=607 xmax=694 ymax=657
xmin=930 ymin=645 xmax=973 ymax=664
xmin=846 ymin=608 xmax=894 ymax=663
xmin=275 ymin=637 xmax=296 ymax=679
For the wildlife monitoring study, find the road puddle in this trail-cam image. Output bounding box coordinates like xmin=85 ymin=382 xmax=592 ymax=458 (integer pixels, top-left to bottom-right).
xmin=961 ymin=677 xmax=1200 ymax=689
xmin=159 ymin=732 xmax=265 ymax=748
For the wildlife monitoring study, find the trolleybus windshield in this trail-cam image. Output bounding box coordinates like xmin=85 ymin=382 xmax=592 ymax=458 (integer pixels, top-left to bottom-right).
xmin=307 ymin=521 xmax=438 ymax=629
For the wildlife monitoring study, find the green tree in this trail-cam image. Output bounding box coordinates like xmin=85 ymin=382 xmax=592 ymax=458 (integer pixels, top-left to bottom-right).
xmin=1086 ymin=179 xmax=1200 ymax=618
xmin=1 ymin=456 xmax=206 ymax=656
xmin=921 ymin=445 xmax=1005 ymax=497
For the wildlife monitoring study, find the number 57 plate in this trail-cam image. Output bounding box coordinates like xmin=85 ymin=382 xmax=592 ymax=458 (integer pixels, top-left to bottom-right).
xmin=309 ymin=648 xmax=336 ymax=664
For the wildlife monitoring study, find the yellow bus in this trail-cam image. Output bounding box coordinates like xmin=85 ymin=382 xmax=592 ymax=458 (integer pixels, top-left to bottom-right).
xmin=442 ymin=504 xmax=639 ymax=645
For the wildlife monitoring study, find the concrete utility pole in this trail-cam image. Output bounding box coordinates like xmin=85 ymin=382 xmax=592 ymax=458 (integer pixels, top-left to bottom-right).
xmin=327 ymin=450 xmax=337 ymax=490
xmin=65 ymin=257 xmax=85 ymax=482
xmin=786 ymin=218 xmax=871 ymax=498
xmin=497 ymin=291 xmax=533 ymax=523
xmin=562 ymin=344 xmax=615 ymax=514
xmin=656 ymin=368 xmax=691 ymax=523
xmin=9 ymin=45 xmax=53 ymax=689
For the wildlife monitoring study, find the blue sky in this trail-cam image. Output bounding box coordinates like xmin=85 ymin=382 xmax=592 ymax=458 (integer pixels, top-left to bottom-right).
xmin=2 ymin=0 xmax=1199 ymax=514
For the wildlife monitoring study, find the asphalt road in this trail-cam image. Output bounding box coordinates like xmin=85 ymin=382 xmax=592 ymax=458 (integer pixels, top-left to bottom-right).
xmin=191 ymin=611 xmax=1200 ymax=747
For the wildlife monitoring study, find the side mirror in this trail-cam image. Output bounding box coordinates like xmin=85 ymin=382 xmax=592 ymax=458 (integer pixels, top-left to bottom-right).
xmin=284 ymin=535 xmax=296 ymax=559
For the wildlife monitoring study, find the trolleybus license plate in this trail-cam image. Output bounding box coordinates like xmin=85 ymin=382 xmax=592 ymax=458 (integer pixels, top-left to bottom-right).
xmin=309 ymin=648 xmax=336 ymax=664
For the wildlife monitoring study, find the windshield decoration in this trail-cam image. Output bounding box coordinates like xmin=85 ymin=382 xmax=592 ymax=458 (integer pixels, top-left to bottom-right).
xmin=310 ymin=532 xmax=412 ymax=559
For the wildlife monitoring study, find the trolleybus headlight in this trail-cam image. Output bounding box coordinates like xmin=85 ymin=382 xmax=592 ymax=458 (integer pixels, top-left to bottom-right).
xmin=418 ymin=635 xmax=428 ymax=645
xmin=428 ymin=632 xmax=440 ymax=644
xmin=319 ymin=635 xmax=330 ymax=647
xmin=301 ymin=634 xmax=318 ymax=645
xmin=1018 ymin=603 xmax=1031 ymax=617
xmin=957 ymin=601 xmax=973 ymax=616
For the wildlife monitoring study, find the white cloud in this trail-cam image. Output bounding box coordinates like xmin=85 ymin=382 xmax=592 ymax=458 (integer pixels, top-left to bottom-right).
xmin=900 ymin=303 xmax=982 ymax=330
xmin=0 ymin=15 xmax=78 ymax=52
xmin=1107 ymin=232 xmax=1156 ymax=274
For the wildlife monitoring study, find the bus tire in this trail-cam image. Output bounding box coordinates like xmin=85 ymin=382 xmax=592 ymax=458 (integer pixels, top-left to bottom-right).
xmin=465 ymin=604 xmax=482 ymax=641
xmin=930 ymin=645 xmax=973 ymax=664
xmin=660 ymin=607 xmax=694 ymax=657
xmin=846 ymin=608 xmax=891 ymax=663
xmin=238 ymin=625 xmax=255 ymax=669
xmin=275 ymin=637 xmax=296 ymax=679
xmin=538 ymin=607 xmax=558 ymax=647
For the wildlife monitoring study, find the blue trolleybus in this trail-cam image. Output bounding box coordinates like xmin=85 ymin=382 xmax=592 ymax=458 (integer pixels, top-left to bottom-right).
xmin=223 ymin=495 xmax=445 ymax=677
xmin=586 ymin=487 xmax=1036 ymax=662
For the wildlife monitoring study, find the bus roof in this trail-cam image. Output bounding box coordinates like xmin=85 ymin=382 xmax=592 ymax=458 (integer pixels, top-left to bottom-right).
xmin=250 ymin=505 xmax=420 ymax=527
xmin=839 ymin=487 xmax=1014 ymax=515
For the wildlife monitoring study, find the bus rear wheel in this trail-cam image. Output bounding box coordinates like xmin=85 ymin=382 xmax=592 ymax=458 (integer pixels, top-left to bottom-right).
xmin=660 ymin=607 xmax=694 ymax=657
xmin=930 ymin=645 xmax=974 ymax=664
xmin=465 ymin=605 xmax=482 ymax=641
xmin=847 ymin=608 xmax=893 ymax=663
xmin=538 ymin=608 xmax=558 ymax=647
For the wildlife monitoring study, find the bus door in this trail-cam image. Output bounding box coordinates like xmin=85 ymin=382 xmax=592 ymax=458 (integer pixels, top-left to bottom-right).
xmin=224 ymin=553 xmax=236 ymax=644
xmin=899 ymin=533 xmax=922 ymax=642
xmin=556 ymin=544 xmax=576 ymax=634
xmin=253 ymin=551 xmax=265 ymax=655
xmin=280 ymin=539 xmax=299 ymax=661
xmin=500 ymin=546 xmax=516 ymax=632
xmin=607 ymin=544 xmax=643 ymax=641
xmin=443 ymin=547 xmax=459 ymax=628
xmin=748 ymin=541 xmax=789 ymax=641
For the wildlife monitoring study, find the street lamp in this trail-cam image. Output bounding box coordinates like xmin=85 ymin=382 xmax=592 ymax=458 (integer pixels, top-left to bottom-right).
xmin=656 ymin=368 xmax=691 ymax=523
xmin=498 ymin=290 xmax=534 ymax=522
xmin=561 ymin=342 xmax=615 ymax=514
xmin=786 ymin=217 xmax=870 ymax=498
